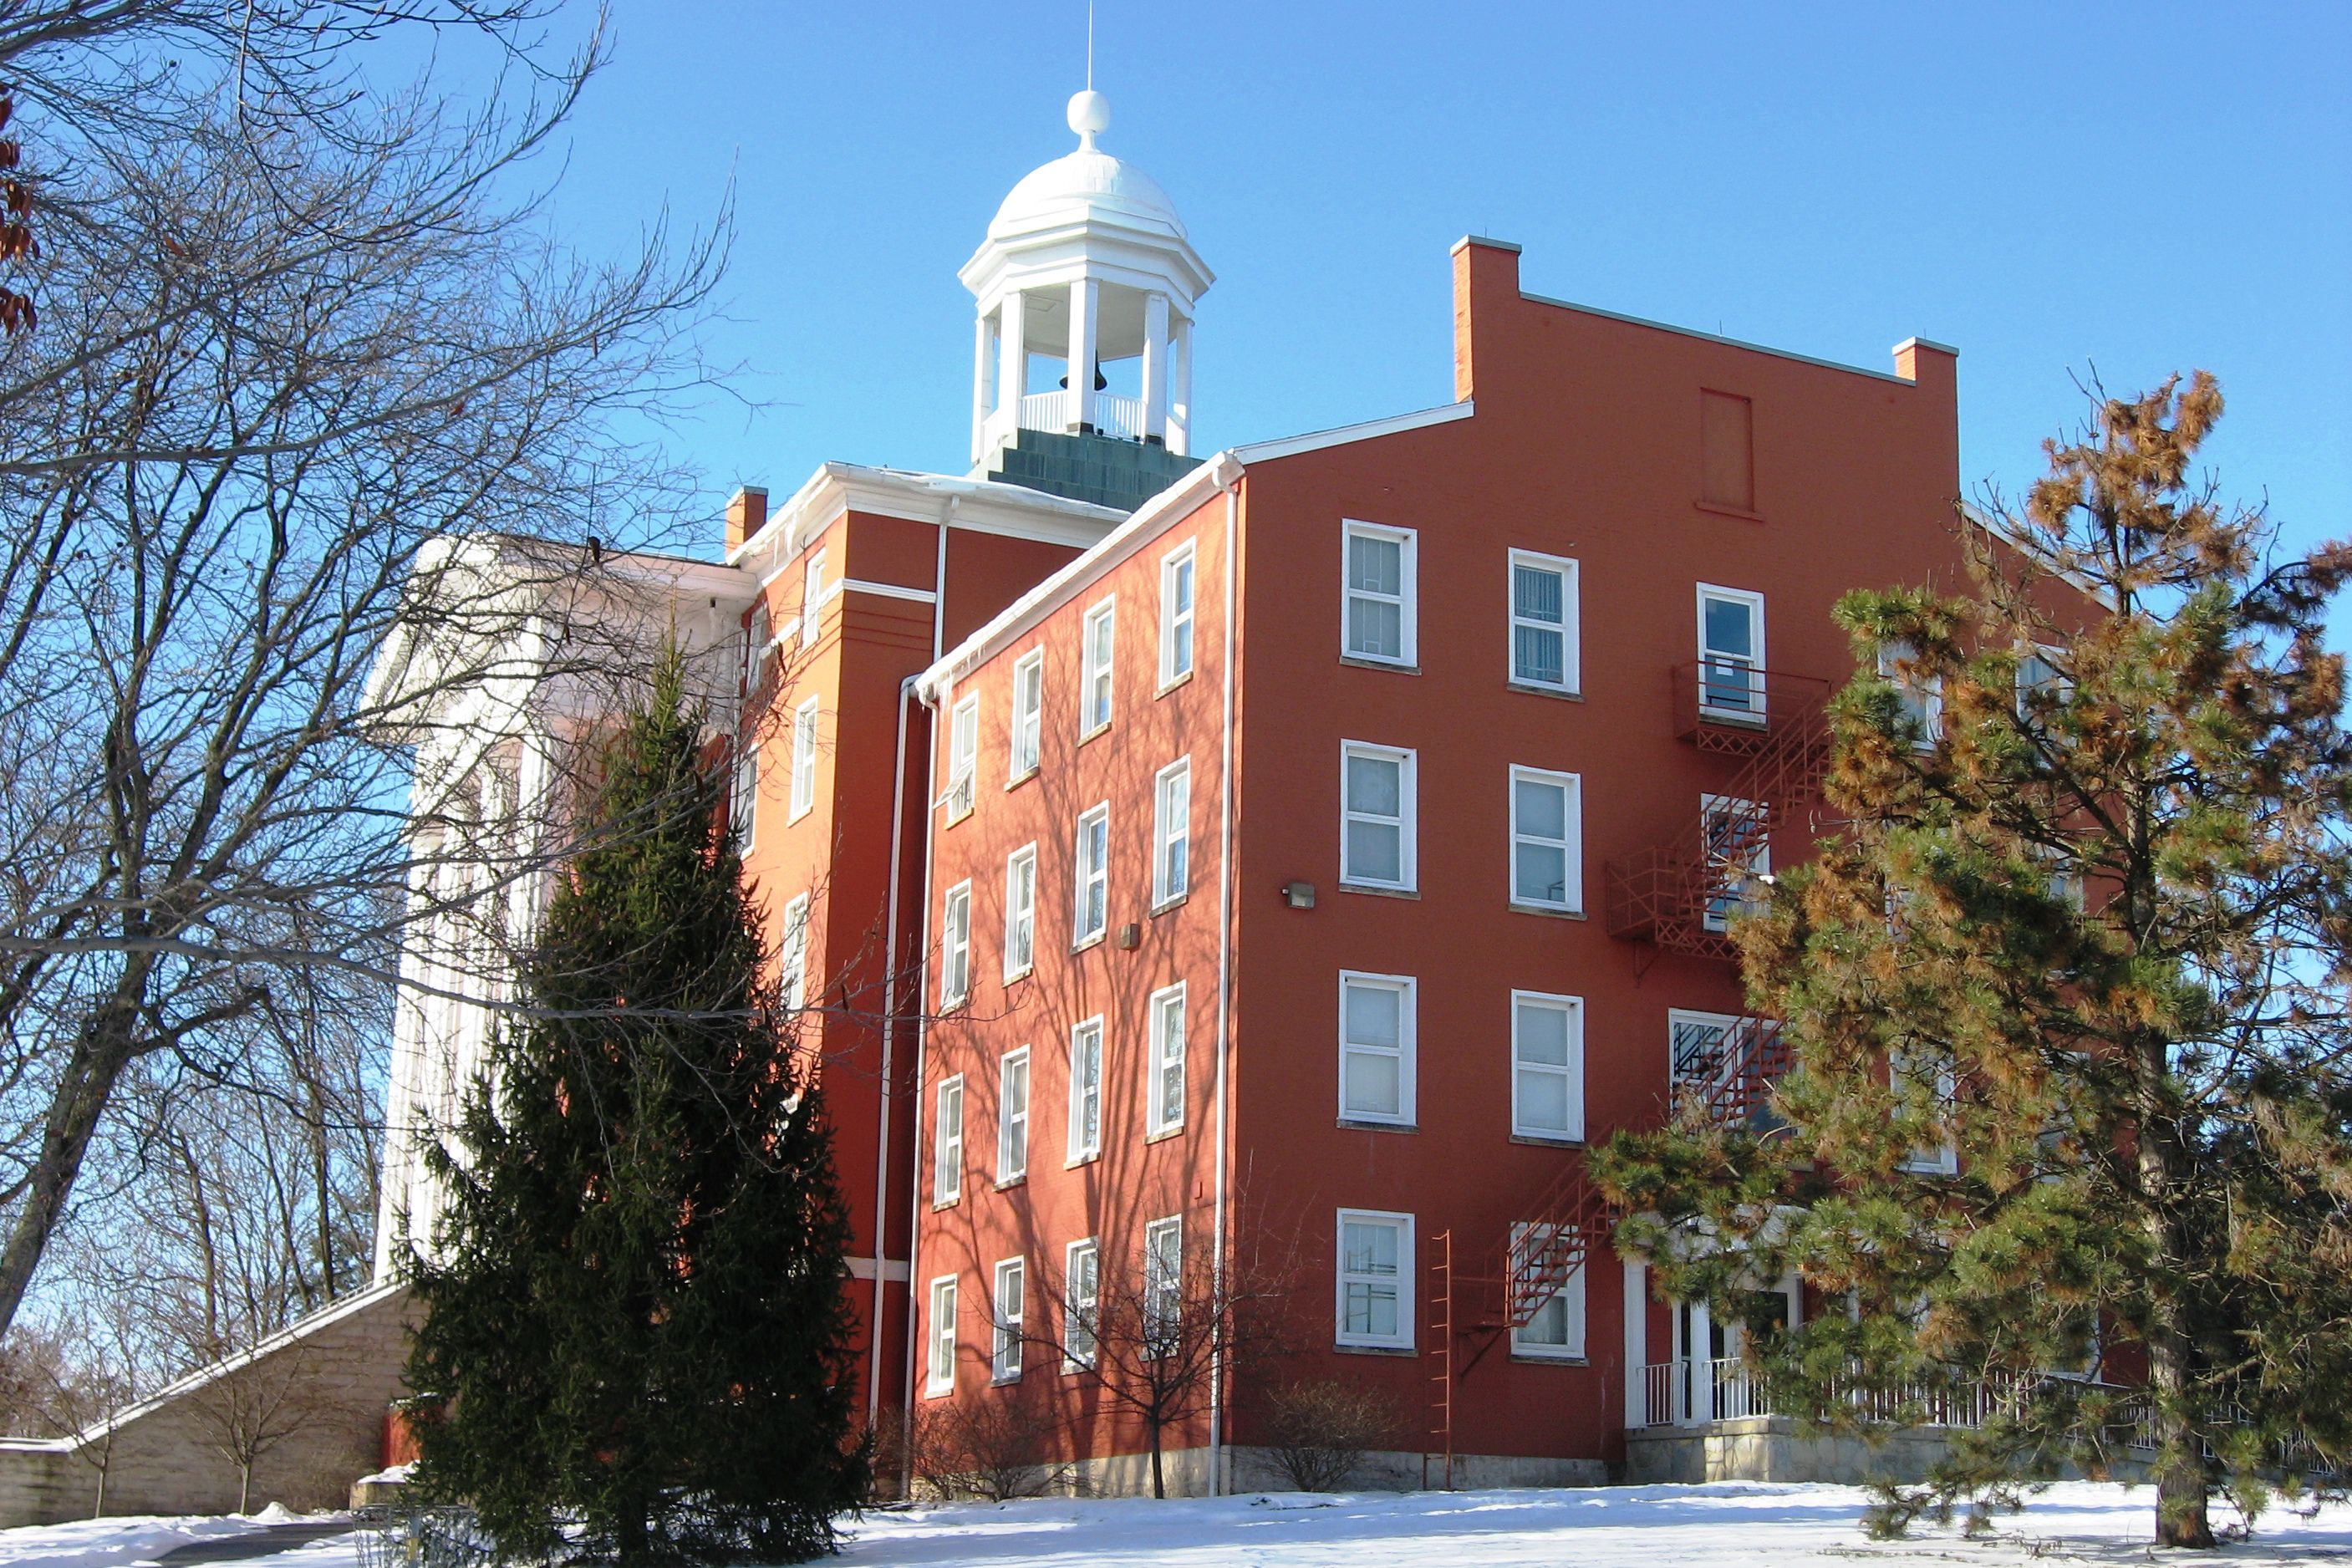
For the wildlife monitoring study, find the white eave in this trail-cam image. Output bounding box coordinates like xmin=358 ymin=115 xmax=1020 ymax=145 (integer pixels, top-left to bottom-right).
xmin=727 ymin=461 xmax=1130 ymax=584
xmin=914 ymin=399 xmax=1476 ymax=704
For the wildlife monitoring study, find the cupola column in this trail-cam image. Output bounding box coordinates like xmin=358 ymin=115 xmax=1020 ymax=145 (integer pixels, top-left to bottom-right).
xmin=995 ymin=288 xmax=1027 ymax=451
xmin=1140 ymin=290 xmax=1169 ymax=445
xmin=1069 ymin=276 xmax=1100 ymax=435
xmin=1168 ymin=317 xmax=1193 ymax=456
xmin=970 ymin=312 xmax=994 ymax=467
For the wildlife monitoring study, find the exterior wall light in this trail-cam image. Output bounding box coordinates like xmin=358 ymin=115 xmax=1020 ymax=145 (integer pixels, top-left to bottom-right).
xmin=1281 ymin=881 xmax=1316 ymax=910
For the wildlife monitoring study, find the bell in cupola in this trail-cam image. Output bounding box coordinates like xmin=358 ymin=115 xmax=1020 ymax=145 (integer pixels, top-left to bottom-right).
xmin=1056 ymin=364 xmax=1110 ymax=393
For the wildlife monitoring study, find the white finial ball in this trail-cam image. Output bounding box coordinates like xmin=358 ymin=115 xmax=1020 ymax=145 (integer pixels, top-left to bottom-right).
xmin=1067 ymin=89 xmax=1111 ymax=141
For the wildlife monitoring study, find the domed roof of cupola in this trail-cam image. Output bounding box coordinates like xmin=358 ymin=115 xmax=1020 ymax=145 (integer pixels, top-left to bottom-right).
xmin=985 ymin=90 xmax=1187 ymax=242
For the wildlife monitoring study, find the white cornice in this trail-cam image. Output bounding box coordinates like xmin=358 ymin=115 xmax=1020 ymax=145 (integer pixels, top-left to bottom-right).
xmin=730 ymin=462 xmax=1128 ymax=585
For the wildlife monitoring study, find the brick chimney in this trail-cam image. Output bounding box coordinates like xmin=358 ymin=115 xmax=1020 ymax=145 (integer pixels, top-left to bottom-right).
xmin=725 ymin=485 xmax=770 ymax=554
xmin=1451 ymin=236 xmax=1522 ymax=405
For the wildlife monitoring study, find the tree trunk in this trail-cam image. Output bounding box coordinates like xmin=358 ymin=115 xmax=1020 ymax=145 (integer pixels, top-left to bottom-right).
xmin=0 ymin=994 xmax=143 ymax=1337
xmin=238 ymin=1459 xmax=252 ymax=1515
xmin=2135 ymin=1029 xmax=2213 ymax=1550
xmin=1149 ymin=1423 xmax=1165 ymax=1499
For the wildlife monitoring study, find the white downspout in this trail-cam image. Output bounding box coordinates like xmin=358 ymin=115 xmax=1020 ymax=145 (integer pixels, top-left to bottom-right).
xmin=1206 ymin=471 xmax=1240 ymax=1494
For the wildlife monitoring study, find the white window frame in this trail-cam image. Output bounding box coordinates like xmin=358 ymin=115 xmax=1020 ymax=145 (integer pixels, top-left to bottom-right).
xmin=1339 ymin=741 xmax=1416 ymax=892
xmin=1337 ymin=970 xmax=1416 ymax=1127
xmin=1153 ymin=756 xmax=1191 ymax=907
xmin=745 ymin=601 xmax=772 ymax=691
xmin=1341 ymin=520 xmax=1417 ymax=667
xmin=1508 ymin=765 xmax=1583 ymax=912
xmin=1063 ymin=1239 xmax=1100 ymax=1370
xmin=1510 ymin=990 xmax=1586 ymax=1143
xmin=1507 ymin=548 xmax=1581 ymax=694
xmin=731 ymin=738 xmax=757 ymax=848
xmin=939 ymin=881 xmax=971 ymax=1010
xmin=1009 ymin=648 xmax=1044 ymax=780
xmin=1081 ymin=596 xmax=1116 ymax=735
xmin=1894 ymin=1047 xmax=1960 ymax=1175
xmin=1072 ymin=802 xmax=1110 ymax=948
xmin=1143 ymin=1216 xmax=1182 ymax=1350
xmin=1508 ymin=1221 xmax=1588 ymax=1360
xmin=789 ymin=696 xmax=820 ymax=822
xmin=1003 ymin=844 xmax=1036 ymax=982
xmin=991 ymin=1258 xmax=1025 ymax=1382
xmin=1700 ymin=792 xmax=1771 ymax=934
xmin=802 ymin=548 xmax=827 ymax=649
xmin=1067 ymin=1016 xmax=1103 ymax=1165
xmin=1696 ymin=583 xmax=1768 ymax=722
xmin=1148 ymin=981 xmax=1187 ymax=1137
xmin=1335 ymin=1209 xmax=1414 ymax=1351
xmin=2015 ymin=644 xmax=2073 ymax=718
xmin=781 ymin=892 xmax=812 ymax=1014
xmin=1159 ymin=542 xmax=1196 ymax=686
xmin=932 ymin=1075 xmax=964 ymax=1205
xmin=925 ymin=1275 xmax=957 ymax=1396
xmin=996 ymin=1046 xmax=1030 ymax=1184
xmin=944 ymin=692 xmax=978 ymax=822
xmin=1879 ymin=640 xmax=1944 ymax=746
xmin=1668 ymin=1008 xmax=1745 ymax=1102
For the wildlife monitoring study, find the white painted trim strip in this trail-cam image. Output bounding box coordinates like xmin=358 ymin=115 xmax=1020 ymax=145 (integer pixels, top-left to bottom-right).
xmin=1229 ymin=399 xmax=1474 ymax=464
xmin=842 ymin=578 xmax=939 ymax=605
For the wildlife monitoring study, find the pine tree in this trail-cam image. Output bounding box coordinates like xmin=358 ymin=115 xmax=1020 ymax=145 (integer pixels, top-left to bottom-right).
xmin=401 ymin=645 xmax=867 ymax=1563
xmin=1594 ymin=374 xmax=2352 ymax=1547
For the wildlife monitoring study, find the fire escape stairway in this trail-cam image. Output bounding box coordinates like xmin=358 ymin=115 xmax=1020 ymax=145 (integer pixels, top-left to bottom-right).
xmin=1603 ymin=666 xmax=1835 ymax=965
xmin=1671 ymin=1012 xmax=1792 ymax=1128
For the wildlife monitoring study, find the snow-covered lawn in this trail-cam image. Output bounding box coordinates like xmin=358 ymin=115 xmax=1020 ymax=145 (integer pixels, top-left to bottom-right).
xmin=5 ymin=1483 xmax=2346 ymax=1566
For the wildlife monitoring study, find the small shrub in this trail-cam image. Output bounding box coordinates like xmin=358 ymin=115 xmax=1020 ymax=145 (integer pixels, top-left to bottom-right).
xmin=1255 ymin=1377 xmax=1403 ymax=1493
xmin=905 ymin=1391 xmax=1078 ymax=1502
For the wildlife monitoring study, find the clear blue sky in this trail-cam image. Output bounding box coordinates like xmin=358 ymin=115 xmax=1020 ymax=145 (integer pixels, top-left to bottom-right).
xmin=532 ymin=1 xmax=2346 ymax=599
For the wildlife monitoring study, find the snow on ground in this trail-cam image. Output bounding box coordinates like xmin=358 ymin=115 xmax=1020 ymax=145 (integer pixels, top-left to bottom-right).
xmin=0 ymin=1513 xmax=275 ymax=1568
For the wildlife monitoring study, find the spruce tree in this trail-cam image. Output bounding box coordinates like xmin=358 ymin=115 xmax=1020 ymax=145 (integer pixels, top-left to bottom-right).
xmin=402 ymin=645 xmax=866 ymax=1563
xmin=1594 ymin=374 xmax=2352 ymax=1547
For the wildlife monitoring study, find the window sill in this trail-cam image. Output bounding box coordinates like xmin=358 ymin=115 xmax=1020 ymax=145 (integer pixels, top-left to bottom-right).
xmin=939 ymin=996 xmax=969 ymax=1016
xmin=1071 ymin=932 xmax=1107 ymax=956
xmin=1065 ymin=1152 xmax=1100 ymax=1171
xmin=1334 ymin=1342 xmax=1417 ymax=1358
xmin=1002 ymin=965 xmax=1034 ymax=988
xmin=923 ymin=1384 xmax=954 ymax=1400
xmin=1506 ymin=681 xmax=1584 ymax=703
xmin=1150 ymin=892 xmax=1189 ymax=917
xmin=1510 ymin=1133 xmax=1586 ymax=1150
xmin=1509 ymin=903 xmax=1587 ymax=921
xmin=930 ymin=1198 xmax=960 ymax=1212
xmin=1509 ymin=1352 xmax=1589 ymax=1367
xmin=942 ymin=804 xmax=972 ymax=827
xmin=790 ymin=805 xmax=816 ymax=826
xmin=1155 ymin=670 xmax=1194 ymax=700
xmin=1694 ymin=501 xmax=1765 ymax=524
xmin=1077 ymin=722 xmax=1112 ymax=748
xmin=994 ymin=1175 xmax=1026 ymax=1192
xmin=1339 ymin=655 xmax=1418 ymax=675
xmin=990 ymin=1373 xmax=1021 ymax=1387
xmin=1338 ymin=883 xmax=1420 ymax=901
xmin=1697 ymin=707 xmax=1769 ymax=731
xmin=1337 ymin=1118 xmax=1417 ymax=1134
xmin=1005 ymin=766 xmax=1038 ymax=792
xmin=1145 ymin=1125 xmax=1185 ymax=1145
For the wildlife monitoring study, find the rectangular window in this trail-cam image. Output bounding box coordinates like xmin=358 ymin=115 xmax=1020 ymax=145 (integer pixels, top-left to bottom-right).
xmin=1148 ymin=982 xmax=1186 ymax=1136
xmin=802 ymin=549 xmax=827 ymax=648
xmin=997 ymin=1046 xmax=1030 ymax=1184
xmin=1894 ymin=1047 xmax=1959 ymax=1175
xmin=1342 ymin=521 xmax=1416 ymax=665
xmin=1700 ymin=793 xmax=1770 ymax=934
xmin=1509 ymin=766 xmax=1582 ymax=911
xmin=1880 ymin=641 xmax=1943 ymax=746
xmin=1511 ymin=990 xmax=1585 ymax=1142
xmin=1160 ymin=542 xmax=1196 ymax=685
xmin=932 ymin=1075 xmax=964 ymax=1205
xmin=1700 ymin=389 xmax=1755 ymax=512
xmin=1082 ymin=597 xmax=1116 ymax=734
xmin=1509 ymin=1222 xmax=1587 ymax=1359
xmin=1336 ymin=1209 xmax=1413 ymax=1349
xmin=746 ymin=601 xmax=772 ymax=691
xmin=991 ymin=1258 xmax=1025 ymax=1382
xmin=1669 ymin=1008 xmax=1744 ymax=1100
xmin=939 ymin=881 xmax=971 ymax=1009
xmin=1153 ymin=757 xmax=1190 ymax=906
xmin=925 ymin=1275 xmax=957 ymax=1395
xmin=1508 ymin=550 xmax=1579 ymax=693
xmin=1009 ymin=648 xmax=1044 ymax=779
xmin=1338 ymin=971 xmax=1414 ymax=1126
xmin=781 ymin=892 xmax=812 ymax=1014
xmin=1004 ymin=844 xmax=1036 ymax=981
xmin=1067 ymin=1016 xmax=1103 ymax=1163
xmin=945 ymin=693 xmax=978 ymax=821
xmin=1143 ymin=1217 xmax=1182 ymax=1351
xmin=1340 ymin=742 xmax=1415 ymax=890
xmin=1073 ymin=803 xmax=1109 ymax=946
xmin=790 ymin=696 xmax=820 ymax=821
xmin=1063 ymin=1239 xmax=1100 ymax=1369
xmin=1697 ymin=584 xmax=1766 ymax=720
xmin=2016 ymin=645 xmax=2071 ymax=717
xmin=731 ymin=740 xmax=757 ymax=848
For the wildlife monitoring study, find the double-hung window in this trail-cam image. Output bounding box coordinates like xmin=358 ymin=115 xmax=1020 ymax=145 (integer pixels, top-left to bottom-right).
xmin=1143 ymin=1218 xmax=1182 ymax=1351
xmin=1148 ymin=982 xmax=1186 ymax=1136
xmin=925 ymin=1276 xmax=957 ymax=1395
xmin=939 ymin=881 xmax=971 ymax=1009
xmin=1894 ymin=1046 xmax=1959 ymax=1175
xmin=731 ymin=740 xmax=757 ymax=848
xmin=1508 ymin=1222 xmax=1587 ymax=1359
xmin=1697 ymin=584 xmax=1766 ymax=720
xmin=745 ymin=602 xmax=771 ymax=692
xmin=1067 ymin=1016 xmax=1103 ymax=1163
xmin=1511 ymin=990 xmax=1585 ymax=1142
xmin=790 ymin=696 xmax=820 ymax=821
xmin=1879 ymin=641 xmax=1943 ymax=746
xmin=1668 ymin=1009 xmax=1743 ymax=1103
xmin=1509 ymin=766 xmax=1582 ymax=911
xmin=1063 ymin=1240 xmax=1100 ymax=1369
xmin=1342 ymin=521 xmax=1415 ymax=665
xmin=1338 ymin=971 xmax=1414 ymax=1126
xmin=1160 ymin=543 xmax=1195 ymax=685
xmin=1700 ymin=793 xmax=1770 ymax=933
xmin=1153 ymin=757 xmax=1190 ymax=906
xmin=2016 ymin=645 xmax=2071 ymax=719
xmin=991 ymin=1259 xmax=1024 ymax=1382
xmin=1340 ymin=742 xmax=1414 ymax=890
xmin=1072 ymin=803 xmax=1109 ymax=947
xmin=944 ymin=694 xmax=978 ymax=821
xmin=1003 ymin=845 xmax=1036 ymax=981
xmin=781 ymin=893 xmax=812 ymax=1014
xmin=802 ymin=549 xmax=827 ymax=648
xmin=1335 ymin=1209 xmax=1413 ymax=1349
xmin=1081 ymin=598 xmax=1116 ymax=734
xmin=1009 ymin=649 xmax=1044 ymax=780
xmin=932 ymin=1076 xmax=964 ymax=1205
xmin=1508 ymin=550 xmax=1579 ymax=693
xmin=997 ymin=1046 xmax=1029 ymax=1184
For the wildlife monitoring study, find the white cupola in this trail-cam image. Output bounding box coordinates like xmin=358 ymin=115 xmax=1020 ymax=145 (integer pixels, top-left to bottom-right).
xmin=962 ymin=90 xmax=1214 ymax=474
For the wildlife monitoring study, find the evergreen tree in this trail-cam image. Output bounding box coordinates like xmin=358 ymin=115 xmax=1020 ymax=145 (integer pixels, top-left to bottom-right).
xmin=1594 ymin=374 xmax=2352 ymax=1547
xmin=402 ymin=646 xmax=866 ymax=1563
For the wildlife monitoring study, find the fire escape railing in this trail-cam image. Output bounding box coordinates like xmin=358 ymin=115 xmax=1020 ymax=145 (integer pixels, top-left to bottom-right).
xmin=1672 ymin=1013 xmax=1791 ymax=1129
